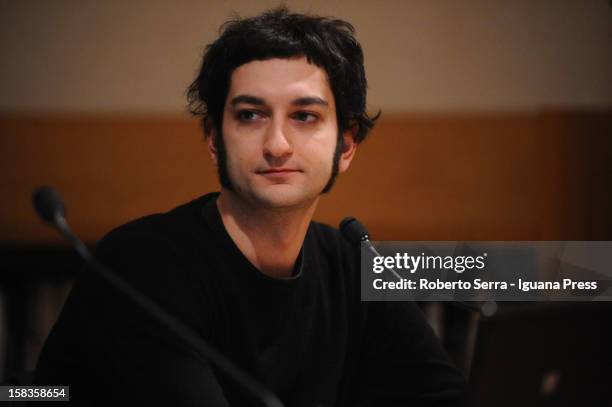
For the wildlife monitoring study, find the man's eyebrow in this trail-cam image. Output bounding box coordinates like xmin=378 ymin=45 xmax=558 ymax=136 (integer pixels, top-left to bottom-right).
xmin=229 ymin=95 xmax=328 ymax=108
xmin=230 ymin=95 xmax=266 ymax=107
xmin=292 ymin=96 xmax=328 ymax=107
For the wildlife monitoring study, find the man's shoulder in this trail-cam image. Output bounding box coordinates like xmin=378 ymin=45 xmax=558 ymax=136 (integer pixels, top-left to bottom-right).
xmin=308 ymin=220 xmax=358 ymax=264
xmin=309 ymin=220 xmax=344 ymax=244
xmin=100 ymin=193 xmax=215 ymax=246
xmin=93 ymin=194 xmax=218 ymax=265
xmin=87 ymin=194 xmax=218 ymax=300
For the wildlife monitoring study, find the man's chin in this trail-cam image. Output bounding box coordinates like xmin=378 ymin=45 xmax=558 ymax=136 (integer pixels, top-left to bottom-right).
xmin=249 ymin=186 xmax=321 ymax=209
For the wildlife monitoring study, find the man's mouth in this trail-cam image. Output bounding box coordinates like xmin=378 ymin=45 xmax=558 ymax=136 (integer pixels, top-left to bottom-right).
xmin=257 ymin=168 xmax=301 ymax=174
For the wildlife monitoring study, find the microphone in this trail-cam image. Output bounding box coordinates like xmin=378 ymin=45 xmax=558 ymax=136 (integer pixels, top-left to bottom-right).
xmin=33 ymin=185 xmax=65 ymax=224
xmin=339 ymin=217 xmax=369 ymax=244
xmin=33 ymin=186 xmax=91 ymax=262
xmin=340 ymin=217 xmax=403 ymax=280
xmin=32 ymin=186 xmax=284 ymax=407
xmin=339 ymin=216 xmax=497 ymax=317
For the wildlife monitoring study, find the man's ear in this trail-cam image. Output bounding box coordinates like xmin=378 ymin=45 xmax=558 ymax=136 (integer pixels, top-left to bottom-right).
xmin=206 ymin=131 xmax=219 ymax=166
xmin=338 ymin=129 xmax=358 ymax=174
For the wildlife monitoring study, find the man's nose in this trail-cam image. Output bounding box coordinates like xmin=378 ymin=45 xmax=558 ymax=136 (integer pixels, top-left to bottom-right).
xmin=263 ymin=119 xmax=293 ymax=161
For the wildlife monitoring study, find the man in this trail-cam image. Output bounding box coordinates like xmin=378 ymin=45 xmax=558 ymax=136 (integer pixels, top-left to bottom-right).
xmin=35 ymin=7 xmax=465 ymax=406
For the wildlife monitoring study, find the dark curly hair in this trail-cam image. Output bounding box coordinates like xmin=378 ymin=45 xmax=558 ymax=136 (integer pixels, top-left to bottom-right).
xmin=186 ymin=6 xmax=378 ymax=192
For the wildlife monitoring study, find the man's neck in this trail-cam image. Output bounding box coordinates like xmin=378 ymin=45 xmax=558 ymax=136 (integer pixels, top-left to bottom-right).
xmin=216 ymin=190 xmax=319 ymax=279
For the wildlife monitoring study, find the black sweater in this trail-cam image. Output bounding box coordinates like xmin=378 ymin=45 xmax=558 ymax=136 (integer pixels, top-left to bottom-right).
xmin=35 ymin=193 xmax=465 ymax=406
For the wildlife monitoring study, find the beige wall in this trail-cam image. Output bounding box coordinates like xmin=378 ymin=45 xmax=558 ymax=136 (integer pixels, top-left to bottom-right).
xmin=1 ymin=0 xmax=610 ymax=114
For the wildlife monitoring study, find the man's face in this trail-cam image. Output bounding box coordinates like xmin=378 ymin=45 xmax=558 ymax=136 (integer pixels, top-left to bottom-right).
xmin=208 ymin=56 xmax=356 ymax=209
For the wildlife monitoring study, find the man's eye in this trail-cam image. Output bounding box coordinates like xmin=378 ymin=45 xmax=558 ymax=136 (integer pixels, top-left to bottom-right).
xmin=237 ymin=110 xmax=262 ymax=122
xmin=293 ymin=111 xmax=318 ymax=123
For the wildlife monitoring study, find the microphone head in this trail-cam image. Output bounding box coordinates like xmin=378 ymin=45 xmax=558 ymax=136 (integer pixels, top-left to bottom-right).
xmin=339 ymin=217 xmax=370 ymax=245
xmin=32 ymin=185 xmax=66 ymax=224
